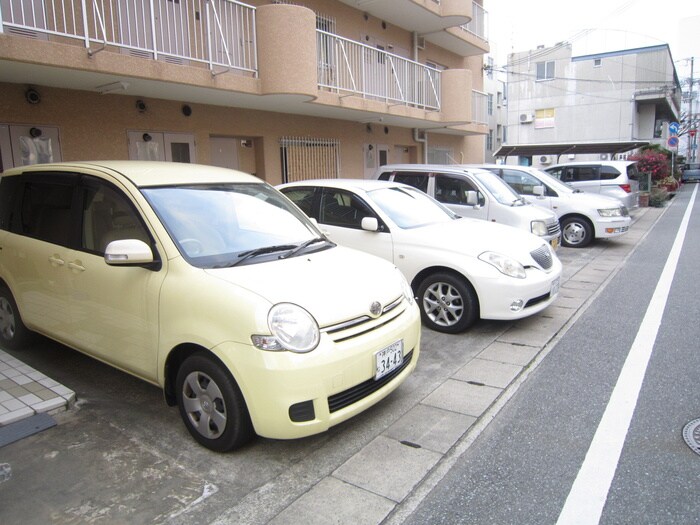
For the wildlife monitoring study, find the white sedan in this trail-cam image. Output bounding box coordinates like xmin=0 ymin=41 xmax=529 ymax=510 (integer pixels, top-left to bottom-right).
xmin=278 ymin=179 xmax=562 ymax=333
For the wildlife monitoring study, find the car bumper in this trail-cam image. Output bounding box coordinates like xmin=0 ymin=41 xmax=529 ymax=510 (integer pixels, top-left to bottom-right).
xmin=213 ymin=301 xmax=421 ymax=440
xmin=477 ymin=264 xmax=562 ymax=320
xmin=593 ymin=216 xmax=632 ymax=239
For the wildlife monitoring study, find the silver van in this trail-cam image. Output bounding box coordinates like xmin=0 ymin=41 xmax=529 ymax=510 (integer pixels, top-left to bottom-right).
xmin=544 ymin=161 xmax=640 ymax=210
xmin=375 ymin=164 xmax=562 ymax=250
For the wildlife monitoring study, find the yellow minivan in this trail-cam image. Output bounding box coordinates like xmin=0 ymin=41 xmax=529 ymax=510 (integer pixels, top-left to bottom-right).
xmin=0 ymin=161 xmax=420 ymax=451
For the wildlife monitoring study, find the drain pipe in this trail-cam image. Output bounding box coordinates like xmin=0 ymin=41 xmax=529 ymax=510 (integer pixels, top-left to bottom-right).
xmin=413 ymin=128 xmax=428 ymax=163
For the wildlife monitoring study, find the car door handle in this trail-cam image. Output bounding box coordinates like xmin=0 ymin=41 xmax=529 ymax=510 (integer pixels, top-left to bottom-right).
xmin=68 ymin=260 xmax=86 ymax=272
xmin=48 ymin=254 xmax=65 ymax=266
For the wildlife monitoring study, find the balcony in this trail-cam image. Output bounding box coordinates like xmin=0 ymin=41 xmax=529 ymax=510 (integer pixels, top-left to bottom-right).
xmin=0 ymin=0 xmax=257 ymax=74
xmin=425 ymin=1 xmax=489 ymax=56
xmin=317 ymin=30 xmax=441 ymax=111
xmin=1 ymin=2 xmax=477 ymax=134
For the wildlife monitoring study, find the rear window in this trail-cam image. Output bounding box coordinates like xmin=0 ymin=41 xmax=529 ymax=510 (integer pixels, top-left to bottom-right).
xmin=600 ymin=166 xmax=622 ymax=180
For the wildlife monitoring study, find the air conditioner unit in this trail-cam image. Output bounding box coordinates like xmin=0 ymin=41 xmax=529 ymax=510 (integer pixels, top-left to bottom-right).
xmin=539 ymin=155 xmax=551 ymax=164
xmin=519 ymin=113 xmax=535 ymax=124
xmin=600 ymin=153 xmax=609 ymax=160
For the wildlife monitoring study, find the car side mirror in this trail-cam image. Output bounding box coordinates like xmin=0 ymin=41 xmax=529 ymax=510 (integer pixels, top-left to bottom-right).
xmin=533 ymin=185 xmax=545 ymax=197
xmin=105 ymin=239 xmax=154 ymax=265
xmin=465 ymin=190 xmax=479 ymax=207
xmin=361 ymin=217 xmax=379 ymax=232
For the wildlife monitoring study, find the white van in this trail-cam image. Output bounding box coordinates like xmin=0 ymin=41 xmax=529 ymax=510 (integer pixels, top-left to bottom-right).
xmin=375 ymin=164 xmax=562 ymax=250
xmin=544 ymin=161 xmax=640 ymax=210
xmin=470 ymin=164 xmax=632 ymax=248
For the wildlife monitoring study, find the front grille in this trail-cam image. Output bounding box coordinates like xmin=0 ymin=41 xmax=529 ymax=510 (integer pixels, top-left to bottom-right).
xmin=547 ymin=220 xmax=562 ymax=237
xmin=328 ymin=350 xmax=414 ymax=413
xmin=321 ymin=296 xmax=406 ymax=344
xmin=530 ymin=244 xmax=553 ymax=270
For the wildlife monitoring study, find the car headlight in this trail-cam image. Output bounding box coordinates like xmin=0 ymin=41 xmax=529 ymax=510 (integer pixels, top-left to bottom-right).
xmin=479 ymin=252 xmax=527 ymax=279
xmin=530 ymin=220 xmax=548 ymax=237
xmin=598 ymin=208 xmax=623 ymax=217
xmin=252 ymin=303 xmax=320 ymax=353
xmin=398 ymin=269 xmax=415 ymax=305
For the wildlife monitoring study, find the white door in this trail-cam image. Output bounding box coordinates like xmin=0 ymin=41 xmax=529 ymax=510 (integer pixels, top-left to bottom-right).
xmin=210 ymin=137 xmax=240 ymax=169
xmin=9 ymin=125 xmax=62 ymax=166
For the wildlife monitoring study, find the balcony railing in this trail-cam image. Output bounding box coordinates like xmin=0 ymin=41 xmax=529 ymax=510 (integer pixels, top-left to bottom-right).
xmin=462 ymin=1 xmax=487 ymax=41
xmin=317 ymin=29 xmax=441 ymax=111
xmin=472 ymin=89 xmax=487 ymax=124
xmin=0 ymin=0 xmax=257 ymax=75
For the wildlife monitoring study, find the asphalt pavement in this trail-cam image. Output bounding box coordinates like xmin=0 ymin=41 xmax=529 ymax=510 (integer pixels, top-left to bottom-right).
xmin=0 ymin=200 xmax=668 ymax=525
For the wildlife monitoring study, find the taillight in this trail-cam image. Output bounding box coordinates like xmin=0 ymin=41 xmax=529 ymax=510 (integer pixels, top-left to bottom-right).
xmin=619 ymin=184 xmax=631 ymax=193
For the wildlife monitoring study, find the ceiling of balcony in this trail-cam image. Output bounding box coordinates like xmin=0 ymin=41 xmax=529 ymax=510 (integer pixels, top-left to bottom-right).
xmin=337 ymin=0 xmax=471 ymax=34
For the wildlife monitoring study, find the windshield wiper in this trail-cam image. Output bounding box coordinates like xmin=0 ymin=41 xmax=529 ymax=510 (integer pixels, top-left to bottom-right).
xmin=224 ymin=244 xmax=298 ymax=267
xmin=279 ymin=237 xmax=328 ymax=259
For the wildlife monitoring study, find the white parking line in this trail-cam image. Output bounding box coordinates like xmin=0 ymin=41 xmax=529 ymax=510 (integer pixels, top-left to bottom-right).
xmin=557 ymin=185 xmax=698 ymax=525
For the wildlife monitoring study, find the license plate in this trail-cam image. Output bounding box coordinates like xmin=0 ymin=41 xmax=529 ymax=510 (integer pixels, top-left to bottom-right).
xmin=551 ymin=277 xmax=560 ymax=296
xmin=375 ymin=340 xmax=404 ymax=380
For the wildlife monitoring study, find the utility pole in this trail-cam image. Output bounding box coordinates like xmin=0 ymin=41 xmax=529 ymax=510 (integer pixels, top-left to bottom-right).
xmin=686 ymin=57 xmax=695 ymax=163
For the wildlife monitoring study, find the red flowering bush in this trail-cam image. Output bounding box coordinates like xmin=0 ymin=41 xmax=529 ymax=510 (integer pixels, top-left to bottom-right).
xmin=629 ymin=150 xmax=670 ymax=182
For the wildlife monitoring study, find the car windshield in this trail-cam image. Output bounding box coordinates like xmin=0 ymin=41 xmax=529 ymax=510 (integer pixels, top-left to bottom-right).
xmin=366 ymin=185 xmax=458 ymax=229
xmin=470 ymin=169 xmax=527 ymax=206
xmin=142 ymin=183 xmax=328 ymax=268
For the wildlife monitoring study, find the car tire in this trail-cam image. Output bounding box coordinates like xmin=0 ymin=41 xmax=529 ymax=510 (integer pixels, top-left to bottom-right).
xmin=560 ymin=216 xmax=593 ymax=248
xmin=176 ymin=353 xmax=254 ymax=452
xmin=416 ymin=272 xmax=479 ymax=333
xmin=0 ymin=286 xmax=32 ymax=350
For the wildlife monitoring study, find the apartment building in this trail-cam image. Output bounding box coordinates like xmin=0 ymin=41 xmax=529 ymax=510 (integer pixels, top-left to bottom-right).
xmin=503 ymin=43 xmax=681 ymax=167
xmin=483 ymin=55 xmax=505 ymax=163
xmin=0 ymin=0 xmax=489 ymax=182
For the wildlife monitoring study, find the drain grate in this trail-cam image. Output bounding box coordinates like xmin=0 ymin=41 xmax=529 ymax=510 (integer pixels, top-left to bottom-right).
xmin=682 ymin=418 xmax=700 ymax=456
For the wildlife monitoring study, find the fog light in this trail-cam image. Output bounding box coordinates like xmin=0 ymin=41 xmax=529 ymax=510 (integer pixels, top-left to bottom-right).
xmin=510 ymin=299 xmax=525 ymax=312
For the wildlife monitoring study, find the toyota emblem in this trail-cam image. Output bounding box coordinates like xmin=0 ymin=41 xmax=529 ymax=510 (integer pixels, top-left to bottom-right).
xmin=369 ymin=301 xmax=382 ymax=316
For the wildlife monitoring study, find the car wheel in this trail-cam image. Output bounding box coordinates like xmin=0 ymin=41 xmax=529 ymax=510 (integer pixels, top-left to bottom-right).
xmin=417 ymin=272 xmax=479 ymax=333
xmin=176 ymin=353 xmax=254 ymax=452
xmin=0 ymin=286 xmax=31 ymax=350
xmin=560 ymin=216 xmax=593 ymax=248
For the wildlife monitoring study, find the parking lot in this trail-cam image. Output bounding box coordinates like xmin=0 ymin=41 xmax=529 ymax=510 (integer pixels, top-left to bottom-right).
xmin=0 ymin=206 xmax=664 ymax=525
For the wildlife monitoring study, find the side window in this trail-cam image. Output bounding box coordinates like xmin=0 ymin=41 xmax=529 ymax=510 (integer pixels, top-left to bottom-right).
xmin=378 ymin=172 xmax=392 ymax=181
xmin=81 ymin=179 xmax=150 ymax=254
xmin=0 ymin=176 xmax=21 ymax=231
xmin=600 ymin=166 xmax=622 ymax=181
xmin=19 ymin=176 xmax=77 ymax=247
xmin=281 ymin=188 xmax=316 ymax=218
xmin=573 ymin=167 xmax=600 ymax=182
xmin=626 ymin=164 xmax=639 ymax=181
xmin=434 ymin=175 xmax=479 ymax=205
xmin=319 ymin=189 xmax=374 ymax=229
xmin=546 ymin=167 xmax=563 ymax=180
xmin=393 ymin=172 xmax=429 ymax=193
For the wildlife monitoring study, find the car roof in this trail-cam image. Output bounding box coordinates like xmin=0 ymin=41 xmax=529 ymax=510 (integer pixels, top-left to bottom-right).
xmin=1 ymin=161 xmax=262 ymax=187
xmin=377 ymin=164 xmax=493 ymax=175
xmin=279 ymin=178 xmax=407 ymax=192
xmin=546 ymin=160 xmax=636 ymax=168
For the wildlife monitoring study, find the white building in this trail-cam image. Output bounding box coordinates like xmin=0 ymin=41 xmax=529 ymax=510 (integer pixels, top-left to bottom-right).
xmin=501 ymin=43 xmax=682 ymax=167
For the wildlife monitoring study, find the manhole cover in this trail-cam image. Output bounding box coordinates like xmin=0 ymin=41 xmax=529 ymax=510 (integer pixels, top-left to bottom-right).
xmin=682 ymin=418 xmax=700 ymax=456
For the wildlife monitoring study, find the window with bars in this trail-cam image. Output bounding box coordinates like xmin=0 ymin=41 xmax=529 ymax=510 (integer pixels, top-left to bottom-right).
xmin=280 ymin=137 xmax=341 ymax=183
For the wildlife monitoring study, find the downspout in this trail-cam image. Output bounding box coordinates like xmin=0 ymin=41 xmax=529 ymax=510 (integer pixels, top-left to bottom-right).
xmin=414 ymin=128 xmax=428 ymax=163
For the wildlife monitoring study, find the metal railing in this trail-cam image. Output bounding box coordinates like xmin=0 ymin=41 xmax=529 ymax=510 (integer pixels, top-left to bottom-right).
xmin=0 ymin=0 xmax=257 ymax=75
xmin=462 ymin=1 xmax=487 ymax=41
xmin=317 ymin=29 xmax=441 ymax=111
xmin=472 ymin=89 xmax=488 ymax=124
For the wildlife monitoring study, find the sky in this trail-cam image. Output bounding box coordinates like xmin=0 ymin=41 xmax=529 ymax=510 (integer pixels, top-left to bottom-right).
xmin=485 ymin=0 xmax=700 ymax=79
